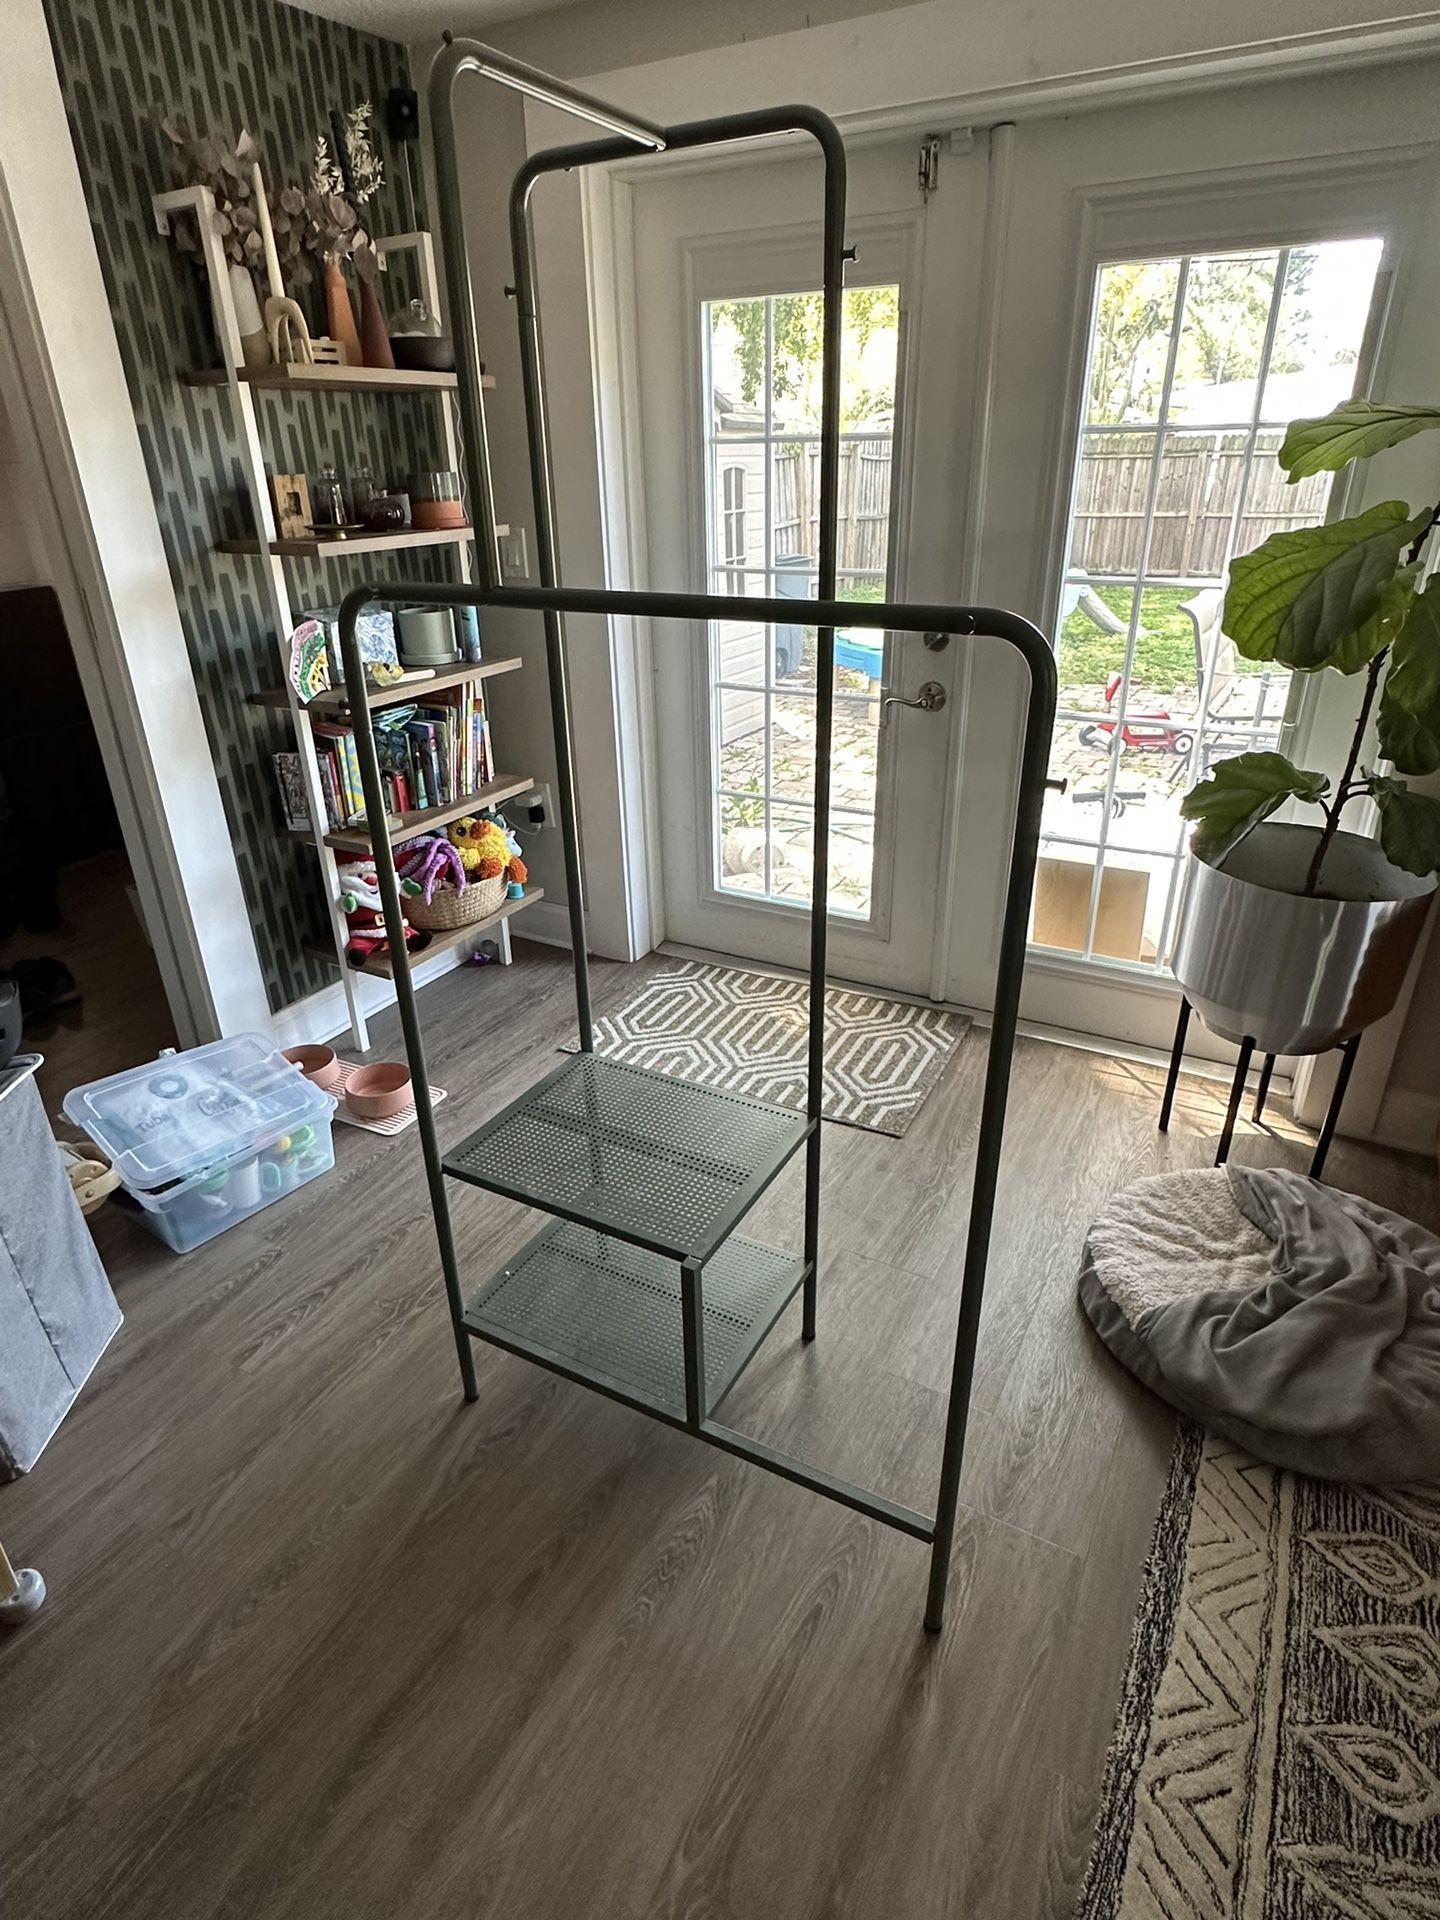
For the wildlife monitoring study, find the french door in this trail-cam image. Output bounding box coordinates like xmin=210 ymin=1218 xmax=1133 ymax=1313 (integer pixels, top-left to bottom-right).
xmin=630 ymin=137 xmax=993 ymax=994
xmin=953 ymin=71 xmax=1432 ymax=1044
xmin=622 ymin=64 xmax=1435 ymax=1036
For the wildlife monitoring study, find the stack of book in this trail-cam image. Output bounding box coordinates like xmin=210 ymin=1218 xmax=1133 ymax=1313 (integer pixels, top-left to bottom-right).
xmin=271 ymin=689 xmax=495 ymax=834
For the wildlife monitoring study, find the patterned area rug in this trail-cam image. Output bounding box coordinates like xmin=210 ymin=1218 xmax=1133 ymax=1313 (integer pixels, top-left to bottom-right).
xmin=569 ymin=960 xmax=966 ymax=1137
xmin=1076 ymin=1426 xmax=1440 ymax=1918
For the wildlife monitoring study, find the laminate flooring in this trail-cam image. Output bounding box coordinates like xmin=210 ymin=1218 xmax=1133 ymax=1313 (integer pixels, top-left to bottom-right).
xmin=3 ymin=849 xmax=176 ymax=1115
xmin=3 ymin=943 xmax=1434 ymax=1918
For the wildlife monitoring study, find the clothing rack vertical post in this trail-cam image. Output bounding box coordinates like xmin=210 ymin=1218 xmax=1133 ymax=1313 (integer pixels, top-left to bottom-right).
xmin=334 ymin=39 xmax=1057 ymax=1632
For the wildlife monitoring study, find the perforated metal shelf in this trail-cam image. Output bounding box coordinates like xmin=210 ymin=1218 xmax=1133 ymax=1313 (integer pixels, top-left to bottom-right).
xmin=442 ymin=1054 xmax=810 ymax=1261
xmin=463 ymin=1219 xmax=805 ymax=1419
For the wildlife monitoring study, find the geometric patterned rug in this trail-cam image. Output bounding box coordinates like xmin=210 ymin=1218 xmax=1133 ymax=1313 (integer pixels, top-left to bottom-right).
xmin=1075 ymin=1424 xmax=1440 ymax=1919
xmin=568 ymin=959 xmax=967 ymax=1137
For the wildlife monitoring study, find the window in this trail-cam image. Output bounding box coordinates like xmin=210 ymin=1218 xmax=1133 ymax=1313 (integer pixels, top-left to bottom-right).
xmin=720 ymin=464 xmax=747 ymax=584
xmin=1033 ymin=239 xmax=1384 ymax=969
xmin=702 ymin=288 xmax=900 ymax=916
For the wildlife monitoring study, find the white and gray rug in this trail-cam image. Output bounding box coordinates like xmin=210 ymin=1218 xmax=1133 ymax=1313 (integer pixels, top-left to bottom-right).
xmin=570 ymin=960 xmax=966 ymax=1137
xmin=1076 ymin=1425 xmax=1440 ymax=1918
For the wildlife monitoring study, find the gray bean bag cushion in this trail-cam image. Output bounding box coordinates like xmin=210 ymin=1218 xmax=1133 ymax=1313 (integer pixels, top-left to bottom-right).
xmin=1079 ymin=1165 xmax=1440 ymax=1483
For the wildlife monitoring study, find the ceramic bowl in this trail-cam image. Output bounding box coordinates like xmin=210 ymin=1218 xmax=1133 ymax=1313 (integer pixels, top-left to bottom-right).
xmin=344 ymin=1061 xmax=414 ymax=1121
xmin=282 ymin=1044 xmax=345 ymax=1095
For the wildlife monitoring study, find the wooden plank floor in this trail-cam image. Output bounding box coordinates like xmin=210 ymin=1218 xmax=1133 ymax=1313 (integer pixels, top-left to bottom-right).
xmin=2 ymin=943 xmax=1434 ymax=1918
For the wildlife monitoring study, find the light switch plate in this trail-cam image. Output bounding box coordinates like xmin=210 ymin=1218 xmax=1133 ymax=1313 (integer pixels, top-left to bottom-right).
xmin=499 ymin=526 xmax=530 ymax=580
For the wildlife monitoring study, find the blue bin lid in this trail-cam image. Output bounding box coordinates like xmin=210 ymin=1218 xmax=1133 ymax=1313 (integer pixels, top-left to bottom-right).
xmin=63 ymin=1033 xmax=335 ymax=1191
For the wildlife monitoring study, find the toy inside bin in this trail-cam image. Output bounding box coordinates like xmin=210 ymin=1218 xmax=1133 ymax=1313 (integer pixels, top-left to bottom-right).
xmin=63 ymin=1035 xmax=337 ymax=1253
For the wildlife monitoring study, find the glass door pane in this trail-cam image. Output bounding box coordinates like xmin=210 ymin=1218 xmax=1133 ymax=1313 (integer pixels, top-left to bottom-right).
xmin=1034 ymin=237 xmax=1385 ymax=970
xmin=704 ymin=289 xmax=899 ymax=917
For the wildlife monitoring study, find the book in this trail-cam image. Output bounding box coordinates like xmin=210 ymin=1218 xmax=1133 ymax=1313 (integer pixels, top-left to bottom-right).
xmin=272 ymin=752 xmax=312 ymax=832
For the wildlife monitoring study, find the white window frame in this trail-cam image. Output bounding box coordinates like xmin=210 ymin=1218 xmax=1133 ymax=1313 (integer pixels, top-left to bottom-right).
xmin=1041 ymin=239 xmax=1374 ymax=974
xmin=684 ymin=224 xmax=918 ymax=936
xmin=1023 ymin=146 xmax=1433 ymax=1015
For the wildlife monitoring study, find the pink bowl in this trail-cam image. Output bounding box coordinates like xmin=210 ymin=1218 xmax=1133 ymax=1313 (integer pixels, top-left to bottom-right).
xmin=283 ymin=1044 xmax=345 ymax=1094
xmin=344 ymin=1061 xmax=414 ymax=1121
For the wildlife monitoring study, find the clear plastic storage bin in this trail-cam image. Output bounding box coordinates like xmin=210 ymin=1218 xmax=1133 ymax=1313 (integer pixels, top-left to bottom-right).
xmin=64 ymin=1035 xmax=337 ymax=1253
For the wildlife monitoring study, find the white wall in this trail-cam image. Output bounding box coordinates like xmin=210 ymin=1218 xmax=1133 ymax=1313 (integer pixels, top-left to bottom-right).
xmin=492 ymin=0 xmax=1440 ymax=106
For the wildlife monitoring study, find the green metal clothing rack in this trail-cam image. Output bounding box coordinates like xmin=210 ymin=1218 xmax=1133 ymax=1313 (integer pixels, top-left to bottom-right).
xmin=335 ymin=37 xmax=1056 ymax=1633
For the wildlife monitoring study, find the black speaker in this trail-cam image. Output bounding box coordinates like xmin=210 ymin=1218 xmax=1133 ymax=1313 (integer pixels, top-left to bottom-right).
xmin=386 ymin=87 xmax=419 ymax=143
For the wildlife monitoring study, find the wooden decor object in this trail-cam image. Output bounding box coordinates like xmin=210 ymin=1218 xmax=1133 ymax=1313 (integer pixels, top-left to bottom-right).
xmin=268 ymin=473 xmax=313 ymax=541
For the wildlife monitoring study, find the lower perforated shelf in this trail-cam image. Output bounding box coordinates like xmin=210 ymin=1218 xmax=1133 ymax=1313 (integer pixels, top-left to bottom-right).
xmin=462 ymin=1219 xmax=806 ymax=1419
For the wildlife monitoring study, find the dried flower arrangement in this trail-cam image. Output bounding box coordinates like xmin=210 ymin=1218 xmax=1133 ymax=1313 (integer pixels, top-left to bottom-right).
xmin=160 ymin=100 xmax=386 ymax=287
xmin=312 ymin=102 xmax=385 ymax=204
xmin=159 ymin=121 xmax=267 ymax=269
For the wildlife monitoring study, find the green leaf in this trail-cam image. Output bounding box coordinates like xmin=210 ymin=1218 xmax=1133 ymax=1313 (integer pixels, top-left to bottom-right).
xmin=1377 ymin=695 xmax=1440 ymax=776
xmin=1181 ymin=751 xmax=1330 ymax=864
xmin=1331 ymin=567 xmax=1418 ymax=673
xmin=1372 ymin=777 xmax=1440 ymax=879
xmin=1385 ymin=575 xmax=1440 ymax=715
xmin=1279 ymin=400 xmax=1440 ymax=481
xmin=1223 ymin=501 xmax=1422 ymax=670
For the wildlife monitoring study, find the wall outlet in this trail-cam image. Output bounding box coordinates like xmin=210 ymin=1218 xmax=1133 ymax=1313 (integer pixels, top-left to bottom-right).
xmin=499 ymin=525 xmax=530 ymax=580
xmin=523 ymin=781 xmax=554 ymax=830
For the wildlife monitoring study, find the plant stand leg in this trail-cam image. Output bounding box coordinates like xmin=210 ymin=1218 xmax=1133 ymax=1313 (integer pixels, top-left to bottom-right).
xmin=1158 ymin=995 xmax=1191 ymax=1133
xmin=1252 ymin=1053 xmax=1276 ymax=1124
xmin=1310 ymin=1033 xmax=1361 ymax=1182
xmin=1215 ymin=1037 xmax=1254 ymax=1167
xmin=801 ymin=1128 xmax=820 ymax=1342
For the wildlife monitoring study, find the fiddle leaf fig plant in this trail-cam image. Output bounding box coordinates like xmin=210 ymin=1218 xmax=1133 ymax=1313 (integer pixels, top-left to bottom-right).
xmin=1181 ymin=398 xmax=1440 ymax=893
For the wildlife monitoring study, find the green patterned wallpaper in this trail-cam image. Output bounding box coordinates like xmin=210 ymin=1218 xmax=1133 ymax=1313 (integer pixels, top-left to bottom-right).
xmin=43 ymin=0 xmax=447 ymax=1011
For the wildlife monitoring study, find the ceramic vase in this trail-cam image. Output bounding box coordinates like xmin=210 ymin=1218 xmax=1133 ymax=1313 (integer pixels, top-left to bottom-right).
xmin=357 ymin=277 xmax=396 ymax=370
xmin=228 ymin=263 xmax=271 ymax=369
xmin=322 ymin=258 xmax=362 ymax=368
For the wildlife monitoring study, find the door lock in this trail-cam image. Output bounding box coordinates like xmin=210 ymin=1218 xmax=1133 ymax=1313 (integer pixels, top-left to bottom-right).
xmin=881 ymin=679 xmax=947 ymax=715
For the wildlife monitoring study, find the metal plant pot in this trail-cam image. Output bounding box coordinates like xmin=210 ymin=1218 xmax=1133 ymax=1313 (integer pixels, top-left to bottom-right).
xmin=1172 ymin=822 xmax=1435 ymax=1056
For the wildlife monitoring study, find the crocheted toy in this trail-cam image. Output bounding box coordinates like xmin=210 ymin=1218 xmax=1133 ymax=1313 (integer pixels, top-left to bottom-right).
xmin=396 ymin=834 xmax=467 ymax=905
xmin=336 ymin=856 xmax=428 ymax=969
xmin=449 ymin=814 xmax=528 ymax=893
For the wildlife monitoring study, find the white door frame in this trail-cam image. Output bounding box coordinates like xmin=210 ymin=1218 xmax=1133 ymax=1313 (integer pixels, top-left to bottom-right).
xmin=0 ymin=2 xmax=269 ymax=1046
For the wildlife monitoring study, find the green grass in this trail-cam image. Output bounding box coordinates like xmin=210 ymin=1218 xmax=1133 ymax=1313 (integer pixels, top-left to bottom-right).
xmin=1061 ymin=582 xmax=1263 ymax=686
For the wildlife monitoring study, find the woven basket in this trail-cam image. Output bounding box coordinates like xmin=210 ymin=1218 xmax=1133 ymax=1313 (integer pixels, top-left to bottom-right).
xmin=404 ymin=872 xmax=506 ymax=931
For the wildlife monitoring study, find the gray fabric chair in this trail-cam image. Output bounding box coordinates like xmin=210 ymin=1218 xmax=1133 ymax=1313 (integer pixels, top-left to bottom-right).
xmin=0 ymin=1067 xmax=121 ymax=1478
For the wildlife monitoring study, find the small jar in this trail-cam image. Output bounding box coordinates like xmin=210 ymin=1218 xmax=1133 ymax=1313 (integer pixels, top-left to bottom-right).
xmin=311 ymin=464 xmax=346 ymax=529
xmin=410 ymin=469 xmax=467 ymax=532
xmin=389 ymin=298 xmax=456 ymax=373
xmin=348 ymin=463 xmax=378 ymax=514
xmin=359 ymin=492 xmax=407 ymax=533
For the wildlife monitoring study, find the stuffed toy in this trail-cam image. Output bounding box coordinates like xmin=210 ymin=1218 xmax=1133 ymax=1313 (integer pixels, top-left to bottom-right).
xmin=335 ymin=855 xmax=428 ymax=968
xmin=449 ymin=814 xmax=528 ymax=892
xmin=396 ymin=834 xmax=467 ymax=904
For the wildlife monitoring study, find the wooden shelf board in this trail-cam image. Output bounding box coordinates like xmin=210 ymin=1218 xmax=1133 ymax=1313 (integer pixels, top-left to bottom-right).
xmin=322 ymin=773 xmax=535 ymax=852
xmin=305 ymin=887 xmax=545 ymax=978
xmin=183 ymin=364 xmax=496 ymax=394
xmin=218 ymin=526 xmax=503 ymax=560
xmin=248 ymin=656 xmax=522 ymax=715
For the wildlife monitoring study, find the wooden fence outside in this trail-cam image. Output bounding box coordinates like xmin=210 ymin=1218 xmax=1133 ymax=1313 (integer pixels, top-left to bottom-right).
xmin=772 ymin=439 xmax=891 ymax=573
xmin=1069 ymin=431 xmax=1331 ymax=578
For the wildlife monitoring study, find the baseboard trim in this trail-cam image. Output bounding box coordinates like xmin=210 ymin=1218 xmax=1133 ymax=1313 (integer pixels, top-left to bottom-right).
xmin=1370 ymin=1088 xmax=1440 ymax=1157
xmin=267 ymin=939 xmax=474 ymax=1051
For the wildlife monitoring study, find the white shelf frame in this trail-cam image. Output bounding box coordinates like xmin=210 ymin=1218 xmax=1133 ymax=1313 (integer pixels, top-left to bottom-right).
xmin=149 ymin=191 xmax=513 ymax=1048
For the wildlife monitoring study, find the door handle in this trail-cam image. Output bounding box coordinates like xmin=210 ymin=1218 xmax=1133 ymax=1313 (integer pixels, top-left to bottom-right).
xmin=881 ymin=679 xmax=947 ymax=716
